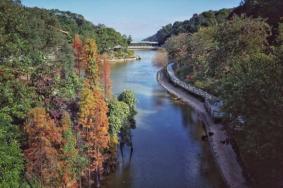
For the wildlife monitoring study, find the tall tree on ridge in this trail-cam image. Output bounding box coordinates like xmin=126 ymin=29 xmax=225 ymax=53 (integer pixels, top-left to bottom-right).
xmin=84 ymin=38 xmax=99 ymax=87
xmin=60 ymin=111 xmax=87 ymax=188
xmin=73 ymin=34 xmax=86 ymax=77
xmin=24 ymin=107 xmax=62 ymax=187
xmin=101 ymin=54 xmax=112 ymax=98
xmin=78 ymin=83 xmax=109 ymax=187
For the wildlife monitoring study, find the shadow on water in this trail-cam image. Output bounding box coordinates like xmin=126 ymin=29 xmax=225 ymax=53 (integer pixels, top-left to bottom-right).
xmin=104 ymin=50 xmax=226 ymax=188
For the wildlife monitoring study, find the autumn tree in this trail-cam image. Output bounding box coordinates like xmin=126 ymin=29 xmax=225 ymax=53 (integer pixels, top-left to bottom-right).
xmin=73 ymin=34 xmax=87 ymax=77
xmin=78 ymin=83 xmax=110 ymax=187
xmin=84 ymin=39 xmax=99 ymax=87
xmin=24 ymin=107 xmax=63 ymax=187
xmin=101 ymin=55 xmax=112 ymax=98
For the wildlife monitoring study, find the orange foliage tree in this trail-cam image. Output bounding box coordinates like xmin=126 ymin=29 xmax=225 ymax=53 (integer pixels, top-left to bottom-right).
xmin=101 ymin=55 xmax=112 ymax=98
xmin=24 ymin=108 xmax=86 ymax=187
xmin=78 ymin=83 xmax=110 ymax=187
xmin=24 ymin=107 xmax=63 ymax=187
xmin=84 ymin=38 xmax=100 ymax=87
xmin=73 ymin=34 xmax=87 ymax=77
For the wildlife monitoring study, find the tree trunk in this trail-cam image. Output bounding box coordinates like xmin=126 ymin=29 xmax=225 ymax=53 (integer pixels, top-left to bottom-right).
xmin=88 ymin=168 xmax=91 ymax=188
xmin=79 ymin=176 xmax=82 ymax=188
xmin=96 ymin=169 xmax=100 ymax=188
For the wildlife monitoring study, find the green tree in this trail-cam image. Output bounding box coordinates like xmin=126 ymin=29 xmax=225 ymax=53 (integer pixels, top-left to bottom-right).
xmin=0 ymin=71 xmax=36 ymax=123
xmin=108 ymin=99 xmax=130 ymax=144
xmin=222 ymin=52 xmax=283 ymax=187
xmin=213 ymin=16 xmax=270 ymax=78
xmin=0 ymin=114 xmax=24 ymax=187
xmin=60 ymin=111 xmax=87 ymax=187
xmin=118 ymin=90 xmax=137 ymax=118
xmin=145 ymin=9 xmax=231 ymax=44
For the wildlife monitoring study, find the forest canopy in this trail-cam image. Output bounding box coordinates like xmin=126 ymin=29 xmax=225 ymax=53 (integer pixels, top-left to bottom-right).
xmin=161 ymin=0 xmax=283 ymax=187
xmin=0 ymin=0 xmax=137 ymax=187
xmin=144 ymin=8 xmax=232 ymax=44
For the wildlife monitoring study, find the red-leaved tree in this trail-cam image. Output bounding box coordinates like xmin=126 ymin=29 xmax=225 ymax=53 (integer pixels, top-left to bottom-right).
xmin=101 ymin=55 xmax=112 ymax=98
xmin=24 ymin=107 xmax=63 ymax=187
xmin=73 ymin=34 xmax=87 ymax=77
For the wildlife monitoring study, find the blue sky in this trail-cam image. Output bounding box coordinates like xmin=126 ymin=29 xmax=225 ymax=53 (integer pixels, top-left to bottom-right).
xmin=22 ymin=0 xmax=241 ymax=41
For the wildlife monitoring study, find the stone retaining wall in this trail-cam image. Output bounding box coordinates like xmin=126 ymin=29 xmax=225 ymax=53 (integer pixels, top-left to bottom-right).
xmin=157 ymin=70 xmax=248 ymax=188
xmin=166 ymin=63 xmax=216 ymax=100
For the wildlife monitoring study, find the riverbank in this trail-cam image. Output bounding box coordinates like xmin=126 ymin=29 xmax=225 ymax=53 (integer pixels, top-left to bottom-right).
xmin=128 ymin=46 xmax=161 ymax=50
xmin=106 ymin=50 xmax=226 ymax=188
xmin=108 ymin=57 xmax=140 ymax=63
xmin=157 ymin=69 xmax=248 ymax=188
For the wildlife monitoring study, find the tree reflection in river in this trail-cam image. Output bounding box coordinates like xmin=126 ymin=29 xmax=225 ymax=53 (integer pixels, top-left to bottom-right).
xmin=104 ymin=50 xmax=225 ymax=188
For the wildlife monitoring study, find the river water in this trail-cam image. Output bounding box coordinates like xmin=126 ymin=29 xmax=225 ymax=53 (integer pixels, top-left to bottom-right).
xmin=104 ymin=50 xmax=225 ymax=188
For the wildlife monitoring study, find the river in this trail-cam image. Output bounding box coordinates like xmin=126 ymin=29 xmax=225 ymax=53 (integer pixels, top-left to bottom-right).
xmin=104 ymin=50 xmax=225 ymax=188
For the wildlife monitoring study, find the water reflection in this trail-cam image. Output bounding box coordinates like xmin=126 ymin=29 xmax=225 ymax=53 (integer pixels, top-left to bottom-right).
xmin=104 ymin=50 xmax=225 ymax=188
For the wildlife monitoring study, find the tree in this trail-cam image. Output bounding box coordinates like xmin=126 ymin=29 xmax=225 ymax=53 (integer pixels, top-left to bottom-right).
xmin=108 ymin=99 xmax=130 ymax=144
xmin=145 ymin=9 xmax=231 ymax=45
xmin=186 ymin=27 xmax=217 ymax=77
xmin=101 ymin=55 xmax=112 ymax=98
xmin=0 ymin=113 xmax=24 ymax=187
xmin=233 ymin=0 xmax=283 ymax=27
xmin=0 ymin=1 xmax=136 ymax=186
xmin=84 ymin=38 xmax=99 ymax=87
xmin=118 ymin=90 xmax=137 ymax=118
xmin=165 ymin=27 xmax=218 ymax=93
xmin=163 ymin=33 xmax=189 ymax=62
xmin=127 ymin=35 xmax=132 ymax=45
xmin=221 ymin=52 xmax=283 ymax=187
xmin=78 ymin=84 xmax=109 ymax=187
xmin=73 ymin=34 xmax=86 ymax=77
xmin=60 ymin=111 xmax=87 ymax=188
xmin=218 ymin=17 xmax=282 ymax=188
xmin=0 ymin=70 xmax=36 ymax=123
xmin=24 ymin=107 xmax=63 ymax=187
xmin=213 ymin=16 xmax=270 ymax=77
xmin=94 ymin=25 xmax=128 ymax=53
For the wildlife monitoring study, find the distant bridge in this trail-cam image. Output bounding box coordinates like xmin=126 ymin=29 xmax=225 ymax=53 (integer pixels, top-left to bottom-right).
xmin=129 ymin=41 xmax=160 ymax=50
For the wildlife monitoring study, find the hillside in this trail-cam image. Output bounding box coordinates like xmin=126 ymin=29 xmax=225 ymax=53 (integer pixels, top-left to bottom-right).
xmin=144 ymin=8 xmax=232 ymax=44
xmin=158 ymin=0 xmax=283 ymax=187
xmin=51 ymin=9 xmax=131 ymax=53
xmin=0 ymin=1 xmax=136 ymax=187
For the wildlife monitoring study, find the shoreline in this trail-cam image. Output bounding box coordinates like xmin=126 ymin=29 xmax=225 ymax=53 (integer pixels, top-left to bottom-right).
xmin=128 ymin=46 xmax=162 ymax=50
xmin=108 ymin=57 xmax=139 ymax=63
xmin=157 ymin=69 xmax=248 ymax=188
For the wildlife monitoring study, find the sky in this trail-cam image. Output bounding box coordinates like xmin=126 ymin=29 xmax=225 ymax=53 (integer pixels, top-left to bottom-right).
xmin=22 ymin=0 xmax=241 ymax=41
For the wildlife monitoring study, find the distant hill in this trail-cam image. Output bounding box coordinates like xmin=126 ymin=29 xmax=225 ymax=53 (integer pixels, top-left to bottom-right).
xmin=50 ymin=9 xmax=129 ymax=53
xmin=144 ymin=8 xmax=232 ymax=45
